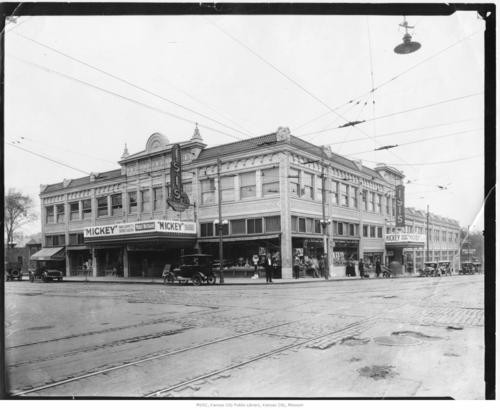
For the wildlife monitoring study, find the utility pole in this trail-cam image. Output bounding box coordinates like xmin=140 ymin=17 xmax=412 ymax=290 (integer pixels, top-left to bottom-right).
xmin=217 ymin=157 xmax=224 ymax=284
xmin=426 ymin=204 xmax=430 ymax=262
xmin=320 ymin=160 xmax=330 ymax=280
xmin=467 ymin=225 xmax=471 ymax=264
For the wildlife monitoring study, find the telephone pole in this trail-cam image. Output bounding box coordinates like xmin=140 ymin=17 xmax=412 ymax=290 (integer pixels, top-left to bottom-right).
xmin=321 ymin=161 xmax=330 ymax=280
xmin=217 ymin=157 xmax=224 ymax=284
xmin=426 ymin=204 xmax=430 ymax=262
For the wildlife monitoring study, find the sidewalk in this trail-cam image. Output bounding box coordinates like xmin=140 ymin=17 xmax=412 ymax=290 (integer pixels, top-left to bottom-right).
xmin=59 ymin=274 xmax=415 ymax=286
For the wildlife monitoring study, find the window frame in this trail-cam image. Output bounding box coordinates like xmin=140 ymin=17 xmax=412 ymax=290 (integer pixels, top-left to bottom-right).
xmin=97 ymin=196 xmax=108 ymax=218
xmin=69 ymin=202 xmax=79 ymax=221
xmin=128 ymin=191 xmax=138 ymax=214
xmin=262 ymin=168 xmax=280 ymax=197
xmin=240 ymin=171 xmax=257 ymax=199
xmin=111 ymin=193 xmax=122 ymax=216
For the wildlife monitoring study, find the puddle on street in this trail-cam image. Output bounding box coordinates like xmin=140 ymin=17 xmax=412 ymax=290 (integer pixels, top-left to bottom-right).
xmin=341 ymin=336 xmax=370 ymax=346
xmin=391 ymin=331 xmax=442 ymax=341
xmin=358 ymin=365 xmax=398 ymax=380
xmin=373 ymin=335 xmax=422 ymax=346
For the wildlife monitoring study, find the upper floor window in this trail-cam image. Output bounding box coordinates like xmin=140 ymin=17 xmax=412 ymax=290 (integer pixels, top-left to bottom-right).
xmin=215 ymin=223 xmax=229 ymax=236
xmin=231 ymin=219 xmax=246 ymax=235
xmin=262 ymin=168 xmax=279 ymax=196
xmin=82 ymin=199 xmax=92 ymax=220
xmin=200 ymin=222 xmax=214 ymax=237
xmin=362 ymin=190 xmax=368 ymax=211
xmin=315 ymin=175 xmax=323 ymax=202
xmin=183 ymin=181 xmax=193 ymax=202
xmin=289 ymin=169 xmax=300 ymax=196
xmin=221 ymin=176 xmax=235 ymax=202
xmin=367 ymin=192 xmax=374 ymax=212
xmin=314 ymin=219 xmax=321 ymax=234
xmin=46 ymin=206 xmax=54 ymax=224
xmin=69 ymin=233 xmax=84 ymax=245
xmin=376 ymin=194 xmax=382 ymax=214
xmin=363 ymin=225 xmax=368 ymax=237
xmin=331 ymin=181 xmax=338 ymax=205
xmin=46 ymin=234 xmax=65 ymax=247
xmin=97 ymin=197 xmax=108 ymax=217
xmin=377 ymin=227 xmax=383 ymax=238
xmin=240 ymin=171 xmax=256 ymax=199
xmin=56 ymin=204 xmax=65 ymax=223
xmin=201 ymin=179 xmax=215 ymax=205
xmin=128 ymin=191 xmax=138 ymax=213
xmin=340 ymin=183 xmax=348 ymax=207
xmin=247 ymin=218 xmax=263 ymax=234
xmin=153 ymin=187 xmax=162 ymax=211
xmin=70 ymin=202 xmax=79 ymax=221
xmin=111 ymin=194 xmax=122 ymax=216
xmin=386 ymin=196 xmax=391 ymax=214
xmin=302 ymin=172 xmax=314 ymax=200
xmin=370 ymin=226 xmax=376 ymax=237
xmin=298 ymin=217 xmax=306 ymax=233
xmin=392 ymin=198 xmax=396 ymax=216
xmin=141 ymin=190 xmax=151 ymax=213
xmin=350 ymin=186 xmax=358 ymax=209
xmin=265 ymin=215 xmax=281 ymax=232
xmin=291 ymin=216 xmax=298 ymax=232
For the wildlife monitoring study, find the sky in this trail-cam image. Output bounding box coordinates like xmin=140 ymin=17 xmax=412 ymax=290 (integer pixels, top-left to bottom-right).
xmin=4 ymin=10 xmax=486 ymax=237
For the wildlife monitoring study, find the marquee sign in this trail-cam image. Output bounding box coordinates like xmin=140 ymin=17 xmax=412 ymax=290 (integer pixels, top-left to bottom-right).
xmin=385 ymin=233 xmax=425 ymax=244
xmin=395 ymin=184 xmax=405 ymax=227
xmin=84 ymin=220 xmax=197 ymax=238
xmin=167 ymin=143 xmax=190 ymax=212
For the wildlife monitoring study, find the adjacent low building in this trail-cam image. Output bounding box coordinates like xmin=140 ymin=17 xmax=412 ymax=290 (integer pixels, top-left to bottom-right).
xmin=39 ymin=126 xmax=460 ymax=278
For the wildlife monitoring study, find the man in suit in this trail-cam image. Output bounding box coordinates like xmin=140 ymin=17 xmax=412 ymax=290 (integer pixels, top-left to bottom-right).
xmin=264 ymin=253 xmax=273 ymax=283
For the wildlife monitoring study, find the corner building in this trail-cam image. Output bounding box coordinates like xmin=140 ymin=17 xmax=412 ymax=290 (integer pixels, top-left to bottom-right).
xmin=40 ymin=126 xmax=406 ymax=279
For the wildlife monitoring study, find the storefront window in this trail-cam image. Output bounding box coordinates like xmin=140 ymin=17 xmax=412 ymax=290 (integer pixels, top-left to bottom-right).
xmin=111 ymin=194 xmax=122 ymax=216
xmin=302 ymin=172 xmax=314 ymax=200
xmin=247 ymin=218 xmax=263 ymax=234
xmin=141 ymin=190 xmax=151 ymax=213
xmin=298 ymin=218 xmax=306 ymax=233
xmin=221 ymin=176 xmax=235 ymax=202
xmin=240 ymin=171 xmax=256 ymax=199
xmin=54 ymin=204 xmax=64 ymax=223
xmin=153 ymin=187 xmax=162 ymax=211
xmin=69 ymin=202 xmax=79 ymax=221
xmin=340 ymin=183 xmax=348 ymax=206
xmin=231 ymin=219 xmax=246 ymax=235
xmin=46 ymin=206 xmax=54 ymax=224
xmin=82 ymin=199 xmax=92 ymax=219
xmin=376 ymin=194 xmax=382 ymax=213
xmin=201 ymin=179 xmax=215 ymax=204
xmin=331 ymin=180 xmax=338 ymax=205
xmin=289 ymin=168 xmax=300 ymax=196
xmin=262 ymin=168 xmax=279 ymax=196
xmin=363 ymin=225 xmax=368 ymax=237
xmin=200 ymin=222 xmax=214 ymax=237
xmin=128 ymin=192 xmax=138 ymax=213
xmin=350 ymin=186 xmax=358 ymax=209
xmin=97 ymin=197 xmax=108 ymax=217
xmin=265 ymin=216 xmax=281 ymax=232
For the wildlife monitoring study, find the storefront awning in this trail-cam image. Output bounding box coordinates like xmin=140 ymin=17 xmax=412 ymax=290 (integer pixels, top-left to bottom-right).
xmin=30 ymin=247 xmax=65 ymax=261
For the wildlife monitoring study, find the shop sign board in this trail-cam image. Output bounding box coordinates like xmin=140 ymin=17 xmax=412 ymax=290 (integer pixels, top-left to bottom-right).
xmin=461 ymin=248 xmax=476 ymax=255
xmin=167 ymin=143 xmax=190 ymax=212
xmin=84 ymin=220 xmax=196 ymax=238
xmin=385 ymin=233 xmax=425 ymax=244
xmin=395 ymin=184 xmax=405 ymax=227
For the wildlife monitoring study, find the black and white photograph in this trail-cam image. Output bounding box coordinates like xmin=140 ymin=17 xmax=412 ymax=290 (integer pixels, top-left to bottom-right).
xmin=2 ymin=2 xmax=494 ymax=400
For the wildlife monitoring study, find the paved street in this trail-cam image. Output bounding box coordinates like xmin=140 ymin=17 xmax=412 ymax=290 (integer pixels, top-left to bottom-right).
xmin=5 ymin=275 xmax=484 ymax=398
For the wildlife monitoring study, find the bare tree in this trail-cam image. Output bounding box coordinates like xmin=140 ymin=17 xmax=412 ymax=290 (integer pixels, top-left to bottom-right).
xmin=4 ymin=189 xmax=37 ymax=246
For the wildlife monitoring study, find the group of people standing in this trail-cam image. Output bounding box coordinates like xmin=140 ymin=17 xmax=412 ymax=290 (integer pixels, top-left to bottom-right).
xmin=346 ymin=258 xmax=383 ymax=278
xmin=293 ymin=255 xmax=327 ymax=280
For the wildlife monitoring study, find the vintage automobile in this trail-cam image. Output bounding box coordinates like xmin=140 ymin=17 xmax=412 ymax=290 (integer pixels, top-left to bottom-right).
xmin=29 ymin=261 xmax=64 ymax=282
xmin=459 ymin=262 xmax=476 ymax=275
xmin=5 ymin=261 xmax=23 ymax=281
xmin=437 ymin=261 xmax=453 ymax=276
xmin=162 ymin=254 xmax=216 ymax=286
xmin=420 ymin=261 xmax=439 ymax=277
xmin=472 ymin=262 xmax=482 ymax=274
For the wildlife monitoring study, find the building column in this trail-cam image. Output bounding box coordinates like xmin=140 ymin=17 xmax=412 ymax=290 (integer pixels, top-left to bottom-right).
xmin=279 ymin=153 xmax=292 ymax=279
xmin=92 ymin=248 xmax=97 ymax=277
xmin=123 ymin=246 xmax=129 ymax=278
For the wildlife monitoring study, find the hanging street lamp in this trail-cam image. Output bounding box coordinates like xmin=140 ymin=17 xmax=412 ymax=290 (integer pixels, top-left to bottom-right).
xmin=394 ymin=16 xmax=421 ymax=55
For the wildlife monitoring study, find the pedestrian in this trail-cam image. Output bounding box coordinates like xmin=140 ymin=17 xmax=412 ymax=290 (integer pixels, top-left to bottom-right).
xmin=358 ymin=258 xmax=365 ymax=279
xmin=375 ymin=258 xmax=382 ymax=278
xmin=319 ymin=255 xmax=325 ymax=279
xmin=293 ymin=255 xmax=300 ymax=279
xmin=264 ymin=253 xmax=273 ymax=283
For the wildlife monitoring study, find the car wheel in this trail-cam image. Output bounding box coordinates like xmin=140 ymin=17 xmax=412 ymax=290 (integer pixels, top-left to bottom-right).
xmin=192 ymin=275 xmax=202 ymax=286
xmin=206 ymin=275 xmax=216 ymax=285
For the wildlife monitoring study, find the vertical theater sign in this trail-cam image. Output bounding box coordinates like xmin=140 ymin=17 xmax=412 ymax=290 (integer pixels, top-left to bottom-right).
xmin=167 ymin=144 xmax=190 ymax=212
xmin=395 ymin=184 xmax=405 ymax=227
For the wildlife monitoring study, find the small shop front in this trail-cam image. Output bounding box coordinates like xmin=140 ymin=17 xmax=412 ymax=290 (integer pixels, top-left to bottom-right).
xmin=385 ymin=233 xmax=425 ymax=274
xmin=83 ymin=219 xmax=197 ymax=277
xmin=199 ymin=234 xmax=281 ymax=278
xmin=332 ymin=238 xmax=359 ymax=277
xmin=292 ymin=236 xmax=326 ymax=278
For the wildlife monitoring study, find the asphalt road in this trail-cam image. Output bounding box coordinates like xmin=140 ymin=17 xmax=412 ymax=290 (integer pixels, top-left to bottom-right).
xmin=4 ymin=275 xmax=484 ymax=398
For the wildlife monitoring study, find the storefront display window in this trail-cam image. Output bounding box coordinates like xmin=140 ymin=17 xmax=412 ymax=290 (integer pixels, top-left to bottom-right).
xmin=70 ymin=202 xmax=79 ymax=221
xmin=240 ymin=171 xmax=256 ymax=199
xmin=111 ymin=194 xmax=122 ymax=215
xmin=262 ymin=168 xmax=279 ymax=196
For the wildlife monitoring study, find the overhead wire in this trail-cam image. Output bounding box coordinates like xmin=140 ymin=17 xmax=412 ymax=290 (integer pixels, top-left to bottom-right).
xmin=11 ymin=31 xmax=256 ymax=139
xmin=360 ymin=154 xmax=483 ymax=166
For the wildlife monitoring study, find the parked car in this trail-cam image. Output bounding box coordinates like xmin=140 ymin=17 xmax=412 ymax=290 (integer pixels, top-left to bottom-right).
xmin=29 ymin=261 xmax=64 ymax=282
xmin=5 ymin=261 xmax=23 ymax=281
xmin=163 ymin=254 xmax=216 ymax=286
xmin=420 ymin=261 xmax=438 ymax=277
xmin=437 ymin=260 xmax=453 ymax=276
xmin=459 ymin=262 xmax=476 ymax=275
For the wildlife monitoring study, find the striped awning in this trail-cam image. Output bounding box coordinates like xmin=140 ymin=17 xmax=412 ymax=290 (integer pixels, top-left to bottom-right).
xmin=30 ymin=247 xmax=65 ymax=261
